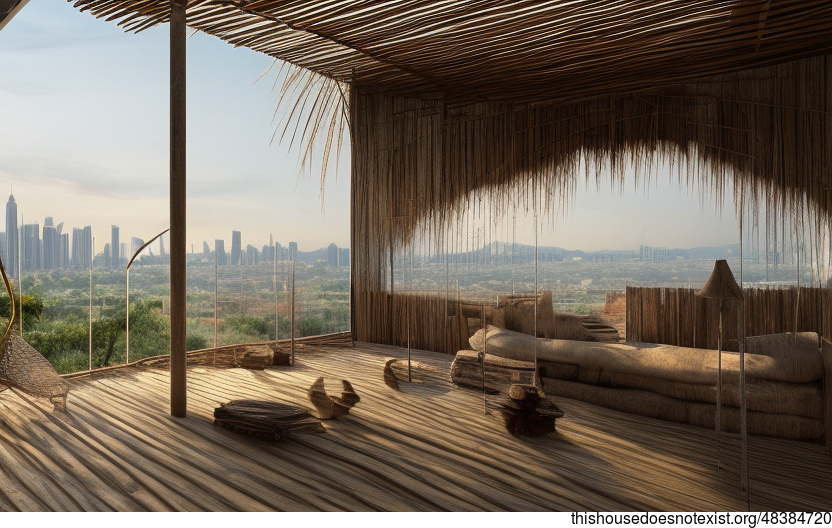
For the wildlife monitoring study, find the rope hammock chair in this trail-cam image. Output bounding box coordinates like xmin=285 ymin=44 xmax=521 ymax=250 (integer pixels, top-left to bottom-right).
xmin=0 ymin=254 xmax=69 ymax=411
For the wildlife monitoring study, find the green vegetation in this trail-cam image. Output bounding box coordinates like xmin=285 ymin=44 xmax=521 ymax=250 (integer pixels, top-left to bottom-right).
xmin=0 ymin=294 xmax=44 ymax=331
xmin=8 ymin=260 xmax=351 ymax=374
xmin=26 ymin=299 xmax=169 ymax=373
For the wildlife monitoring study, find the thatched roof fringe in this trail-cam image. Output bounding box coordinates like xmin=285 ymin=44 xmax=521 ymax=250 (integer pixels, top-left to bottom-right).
xmin=350 ymin=55 xmax=831 ymax=305
xmin=270 ymin=62 xmax=350 ymax=196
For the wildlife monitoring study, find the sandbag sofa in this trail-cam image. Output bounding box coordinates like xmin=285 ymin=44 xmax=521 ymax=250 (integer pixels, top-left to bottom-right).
xmin=455 ymin=326 xmax=829 ymax=441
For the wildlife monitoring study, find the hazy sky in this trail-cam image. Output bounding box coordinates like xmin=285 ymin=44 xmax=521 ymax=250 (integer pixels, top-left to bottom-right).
xmin=0 ymin=0 xmax=351 ymax=256
xmin=0 ymin=0 xmax=740 ymax=257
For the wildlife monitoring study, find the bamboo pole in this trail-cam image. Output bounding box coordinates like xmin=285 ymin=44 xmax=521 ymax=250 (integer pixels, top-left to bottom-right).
xmin=89 ymin=236 xmax=93 ymax=371
xmin=169 ymin=0 xmax=187 ymax=418
xmin=739 ymin=201 xmax=749 ymax=500
xmin=273 ymin=244 xmax=278 ymax=341
xmin=18 ymin=212 xmax=22 ymax=337
xmin=291 ymin=258 xmax=296 ymax=364
xmin=214 ymin=249 xmax=218 ymax=348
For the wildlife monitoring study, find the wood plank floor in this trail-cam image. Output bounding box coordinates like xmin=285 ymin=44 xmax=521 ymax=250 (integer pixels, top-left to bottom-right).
xmin=0 ymin=342 xmax=830 ymax=511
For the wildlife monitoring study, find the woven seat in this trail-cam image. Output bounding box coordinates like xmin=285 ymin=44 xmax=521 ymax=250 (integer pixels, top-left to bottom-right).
xmin=0 ymin=255 xmax=69 ymax=411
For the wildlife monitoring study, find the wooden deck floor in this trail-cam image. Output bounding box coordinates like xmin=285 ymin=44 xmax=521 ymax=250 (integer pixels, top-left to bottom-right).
xmin=0 ymin=342 xmax=830 ymax=511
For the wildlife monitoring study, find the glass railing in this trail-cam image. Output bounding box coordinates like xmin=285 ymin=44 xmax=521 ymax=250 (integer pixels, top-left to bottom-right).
xmin=10 ymin=251 xmax=350 ymax=375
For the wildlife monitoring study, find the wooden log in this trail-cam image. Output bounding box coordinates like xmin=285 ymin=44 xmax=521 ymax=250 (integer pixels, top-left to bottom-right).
xmin=450 ymin=349 xmax=538 ymax=394
xmin=213 ymin=400 xmax=325 ymax=441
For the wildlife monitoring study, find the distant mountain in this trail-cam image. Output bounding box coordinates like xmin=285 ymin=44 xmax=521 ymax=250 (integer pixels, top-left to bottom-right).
xmin=295 ymin=248 xmax=327 ymax=263
xmin=682 ymin=243 xmax=741 ymax=260
xmin=431 ymin=242 xmax=740 ymax=263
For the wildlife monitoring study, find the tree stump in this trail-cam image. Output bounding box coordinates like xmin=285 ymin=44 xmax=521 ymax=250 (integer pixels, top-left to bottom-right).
xmin=239 ymin=348 xmax=273 ymax=370
xmin=486 ymin=384 xmax=564 ymax=436
xmin=272 ymin=349 xmax=292 ymax=366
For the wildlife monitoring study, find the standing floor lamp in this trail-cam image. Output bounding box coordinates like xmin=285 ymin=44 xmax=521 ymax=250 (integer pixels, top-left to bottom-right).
xmin=696 ymin=259 xmax=744 ymax=470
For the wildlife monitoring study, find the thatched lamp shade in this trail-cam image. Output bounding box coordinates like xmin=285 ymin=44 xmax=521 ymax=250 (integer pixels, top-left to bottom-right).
xmin=697 ymin=260 xmax=743 ymax=301
xmin=696 ymin=258 xmax=743 ymax=474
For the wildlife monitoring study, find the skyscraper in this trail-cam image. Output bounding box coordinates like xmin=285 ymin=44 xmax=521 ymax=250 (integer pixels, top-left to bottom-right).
xmin=111 ymin=225 xmax=120 ymax=268
xmin=42 ymin=220 xmax=59 ymax=270
xmin=261 ymin=243 xmax=274 ymax=262
xmin=5 ymin=193 xmax=18 ymax=277
xmin=327 ymin=243 xmax=338 ymax=267
xmin=265 ymin=234 xmax=274 ymax=262
xmin=72 ymin=226 xmax=92 ymax=269
xmin=246 ymin=244 xmax=259 ymax=266
xmin=21 ymin=222 xmax=41 ymax=271
xmin=288 ymin=241 xmax=298 ymax=262
xmin=59 ymin=233 xmax=69 ymax=269
xmin=231 ymin=230 xmax=242 ymax=266
xmin=215 ymin=239 xmax=227 ymax=266
xmin=202 ymin=241 xmax=210 ymax=256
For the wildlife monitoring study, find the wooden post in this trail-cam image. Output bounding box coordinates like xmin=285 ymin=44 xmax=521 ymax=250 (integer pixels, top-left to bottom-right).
xmin=170 ymin=0 xmax=187 ymax=418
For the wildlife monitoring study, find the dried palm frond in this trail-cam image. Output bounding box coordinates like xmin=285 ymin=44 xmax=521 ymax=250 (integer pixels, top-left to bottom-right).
xmin=269 ymin=61 xmax=350 ymax=207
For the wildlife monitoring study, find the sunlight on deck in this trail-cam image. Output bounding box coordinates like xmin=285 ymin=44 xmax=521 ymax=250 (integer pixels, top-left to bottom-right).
xmin=0 ymin=343 xmax=829 ymax=511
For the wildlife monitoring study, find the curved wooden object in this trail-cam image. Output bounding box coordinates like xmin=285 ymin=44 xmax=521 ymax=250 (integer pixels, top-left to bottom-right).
xmin=307 ymin=376 xmax=360 ymax=419
xmin=0 ymin=247 xmax=16 ymax=363
xmin=383 ymin=358 xmax=400 ymax=390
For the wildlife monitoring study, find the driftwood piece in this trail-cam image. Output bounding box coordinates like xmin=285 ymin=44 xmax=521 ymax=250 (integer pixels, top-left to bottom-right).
xmin=213 ymin=400 xmax=325 ymax=441
xmin=383 ymin=358 xmax=400 ymax=390
xmin=384 ymin=357 xmax=447 ymax=388
xmin=308 ymin=376 xmax=360 ymax=419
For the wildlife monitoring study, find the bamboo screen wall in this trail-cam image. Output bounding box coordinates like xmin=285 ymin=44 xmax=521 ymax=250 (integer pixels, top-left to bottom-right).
xmin=626 ymin=286 xmax=831 ymax=351
xmin=354 ymin=291 xmax=476 ymax=355
xmin=350 ymin=54 xmax=832 ymax=351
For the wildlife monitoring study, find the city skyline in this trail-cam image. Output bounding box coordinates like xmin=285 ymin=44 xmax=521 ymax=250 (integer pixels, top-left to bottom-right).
xmin=1 ymin=183 xmax=751 ymax=272
xmin=1 ymin=191 xmax=351 ymax=274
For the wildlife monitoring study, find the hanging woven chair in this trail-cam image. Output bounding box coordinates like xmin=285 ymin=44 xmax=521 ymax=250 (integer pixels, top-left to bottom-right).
xmin=0 ymin=254 xmax=69 ymax=411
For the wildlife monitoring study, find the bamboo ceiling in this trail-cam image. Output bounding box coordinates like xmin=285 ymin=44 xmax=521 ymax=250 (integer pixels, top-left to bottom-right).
xmin=0 ymin=0 xmax=29 ymax=31
xmin=72 ymin=0 xmax=832 ymax=104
